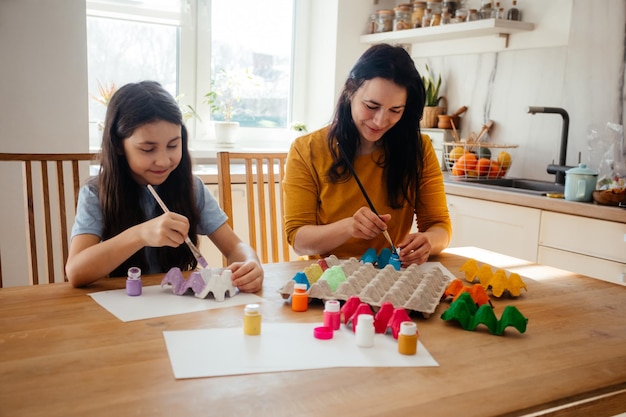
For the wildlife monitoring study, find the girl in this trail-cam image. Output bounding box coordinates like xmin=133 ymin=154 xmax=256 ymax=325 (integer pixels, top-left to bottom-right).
xmin=66 ymin=81 xmax=263 ymax=291
xmin=283 ymin=44 xmax=452 ymax=266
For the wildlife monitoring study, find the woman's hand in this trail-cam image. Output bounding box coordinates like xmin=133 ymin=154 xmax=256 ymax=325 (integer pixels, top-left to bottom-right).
xmin=228 ymin=260 xmax=264 ymax=293
xmin=397 ymin=232 xmax=433 ymax=266
xmin=350 ymin=207 xmax=391 ymax=240
xmin=140 ymin=212 xmax=190 ymax=248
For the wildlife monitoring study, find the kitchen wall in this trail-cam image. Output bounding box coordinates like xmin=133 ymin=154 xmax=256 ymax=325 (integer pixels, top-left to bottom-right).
xmin=404 ymin=0 xmax=626 ymax=181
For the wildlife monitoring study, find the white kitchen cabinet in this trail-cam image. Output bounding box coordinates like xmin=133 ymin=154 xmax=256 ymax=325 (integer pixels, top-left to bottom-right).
xmin=446 ymin=195 xmax=541 ymax=262
xmin=538 ymin=211 xmax=626 ymax=285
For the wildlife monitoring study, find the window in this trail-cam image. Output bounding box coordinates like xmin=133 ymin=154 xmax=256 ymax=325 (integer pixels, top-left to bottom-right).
xmin=86 ymin=0 xmax=295 ymax=148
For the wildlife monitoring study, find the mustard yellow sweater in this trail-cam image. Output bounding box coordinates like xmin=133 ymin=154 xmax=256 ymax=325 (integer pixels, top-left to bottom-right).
xmin=283 ymin=126 xmax=452 ymax=259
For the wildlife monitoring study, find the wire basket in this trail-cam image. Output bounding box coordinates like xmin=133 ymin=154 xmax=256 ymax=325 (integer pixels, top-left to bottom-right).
xmin=443 ymin=142 xmax=518 ymax=179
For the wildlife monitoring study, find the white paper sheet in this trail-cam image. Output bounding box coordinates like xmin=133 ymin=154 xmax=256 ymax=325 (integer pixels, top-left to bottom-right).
xmin=163 ymin=323 xmax=439 ymax=379
xmin=89 ymin=285 xmax=263 ymax=322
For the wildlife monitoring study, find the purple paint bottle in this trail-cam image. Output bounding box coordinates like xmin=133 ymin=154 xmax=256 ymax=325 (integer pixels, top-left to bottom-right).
xmin=126 ymin=266 xmax=142 ymax=296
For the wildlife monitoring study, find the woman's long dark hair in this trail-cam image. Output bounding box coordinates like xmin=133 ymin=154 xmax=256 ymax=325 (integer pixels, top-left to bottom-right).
xmin=328 ymin=44 xmax=427 ymax=209
xmin=96 ymin=81 xmax=198 ymax=277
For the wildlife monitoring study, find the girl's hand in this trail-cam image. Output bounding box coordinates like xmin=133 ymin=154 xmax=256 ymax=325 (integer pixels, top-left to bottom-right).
xmin=228 ymin=261 xmax=264 ymax=293
xmin=140 ymin=212 xmax=190 ymax=248
xmin=350 ymin=207 xmax=391 ymax=240
xmin=397 ymin=232 xmax=432 ymax=266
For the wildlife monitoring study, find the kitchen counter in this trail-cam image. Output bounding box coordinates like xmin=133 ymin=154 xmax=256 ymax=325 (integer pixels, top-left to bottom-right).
xmin=444 ymin=175 xmax=625 ymax=224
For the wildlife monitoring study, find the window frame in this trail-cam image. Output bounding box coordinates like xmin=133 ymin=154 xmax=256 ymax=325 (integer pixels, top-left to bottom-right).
xmin=86 ymin=0 xmax=307 ymax=148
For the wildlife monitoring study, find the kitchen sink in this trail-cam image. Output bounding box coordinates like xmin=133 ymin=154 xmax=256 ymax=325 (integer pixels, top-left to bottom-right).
xmin=447 ymin=177 xmax=565 ymax=196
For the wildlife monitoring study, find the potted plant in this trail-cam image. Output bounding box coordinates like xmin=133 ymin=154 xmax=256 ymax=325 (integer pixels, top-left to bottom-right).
xmin=420 ymin=64 xmax=446 ymax=129
xmin=204 ymin=67 xmax=252 ymax=146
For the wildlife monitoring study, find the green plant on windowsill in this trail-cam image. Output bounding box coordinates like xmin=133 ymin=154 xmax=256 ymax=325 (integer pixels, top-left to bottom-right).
xmin=204 ymin=67 xmax=253 ymax=123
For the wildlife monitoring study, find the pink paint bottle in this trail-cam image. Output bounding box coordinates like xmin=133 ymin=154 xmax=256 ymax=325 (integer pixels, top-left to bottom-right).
xmin=323 ymin=300 xmax=341 ymax=331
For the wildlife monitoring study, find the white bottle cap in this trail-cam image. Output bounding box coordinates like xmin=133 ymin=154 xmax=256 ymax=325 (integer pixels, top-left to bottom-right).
xmin=324 ymin=300 xmax=340 ymax=312
xmin=294 ymin=283 xmax=308 ymax=291
xmin=358 ymin=314 xmax=374 ymax=325
xmin=127 ymin=266 xmax=141 ymax=280
xmin=244 ymin=304 xmax=260 ymax=313
xmin=399 ymin=321 xmax=417 ymax=336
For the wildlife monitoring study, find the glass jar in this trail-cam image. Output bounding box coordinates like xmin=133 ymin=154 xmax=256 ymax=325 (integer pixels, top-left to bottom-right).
xmin=367 ymin=12 xmax=377 ymax=34
xmin=374 ymin=9 xmax=394 ymax=33
xmin=440 ymin=11 xmax=452 ymax=25
xmin=454 ymin=8 xmax=468 ymax=22
xmin=426 ymin=0 xmax=442 ymax=15
xmin=479 ymin=0 xmax=492 ymax=19
xmin=442 ymin=1 xmax=457 ymax=17
xmin=393 ymin=5 xmax=412 ymax=31
xmin=411 ymin=2 xmax=427 ymax=28
xmin=430 ymin=12 xmax=442 ymax=26
xmin=422 ymin=7 xmax=432 ymax=27
xmin=467 ymin=8 xmax=479 ymax=21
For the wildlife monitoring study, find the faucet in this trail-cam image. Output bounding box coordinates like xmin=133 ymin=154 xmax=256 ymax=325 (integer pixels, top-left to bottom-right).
xmin=527 ymin=106 xmax=573 ymax=185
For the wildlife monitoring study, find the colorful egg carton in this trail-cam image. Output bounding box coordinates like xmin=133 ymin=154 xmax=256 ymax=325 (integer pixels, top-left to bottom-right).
xmin=279 ymin=256 xmax=453 ymax=317
xmin=441 ymin=292 xmax=528 ymax=335
xmin=459 ymin=258 xmax=527 ymax=297
xmin=161 ymin=267 xmax=237 ymax=301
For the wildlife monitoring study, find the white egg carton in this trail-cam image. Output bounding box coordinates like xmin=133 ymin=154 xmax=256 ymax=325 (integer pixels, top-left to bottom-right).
xmin=279 ymin=257 xmax=452 ymax=317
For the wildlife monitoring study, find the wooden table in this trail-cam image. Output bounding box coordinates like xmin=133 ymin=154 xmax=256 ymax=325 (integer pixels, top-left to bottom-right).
xmin=1 ymin=248 xmax=625 ymax=417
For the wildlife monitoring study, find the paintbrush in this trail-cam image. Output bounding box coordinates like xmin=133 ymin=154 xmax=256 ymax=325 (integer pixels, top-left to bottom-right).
xmin=336 ymin=141 xmax=398 ymax=255
xmin=147 ymin=184 xmax=209 ymax=269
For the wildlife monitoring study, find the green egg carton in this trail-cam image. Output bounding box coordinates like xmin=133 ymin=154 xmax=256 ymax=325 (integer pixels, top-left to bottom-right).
xmin=441 ymin=292 xmax=528 ymax=335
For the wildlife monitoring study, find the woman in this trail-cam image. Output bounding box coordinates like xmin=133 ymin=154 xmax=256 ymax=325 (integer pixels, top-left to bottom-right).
xmin=66 ymin=81 xmax=263 ymax=290
xmin=283 ymin=44 xmax=451 ymax=266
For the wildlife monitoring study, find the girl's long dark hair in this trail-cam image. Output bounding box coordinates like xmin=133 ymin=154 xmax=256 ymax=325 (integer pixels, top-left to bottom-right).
xmin=96 ymin=81 xmax=198 ymax=277
xmin=328 ymin=44 xmax=427 ymax=209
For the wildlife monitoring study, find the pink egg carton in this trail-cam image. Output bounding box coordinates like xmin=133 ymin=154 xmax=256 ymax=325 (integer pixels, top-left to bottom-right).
xmin=279 ymin=257 xmax=452 ymax=317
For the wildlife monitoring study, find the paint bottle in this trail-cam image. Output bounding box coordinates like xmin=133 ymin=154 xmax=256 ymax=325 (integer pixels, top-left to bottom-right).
xmin=291 ymin=283 xmax=308 ymax=312
xmin=243 ymin=303 xmax=262 ymax=335
xmin=126 ymin=266 xmax=142 ymax=296
xmin=398 ymin=321 xmax=418 ymax=355
xmin=355 ymin=314 xmax=375 ymax=347
xmin=323 ymin=300 xmax=341 ymax=330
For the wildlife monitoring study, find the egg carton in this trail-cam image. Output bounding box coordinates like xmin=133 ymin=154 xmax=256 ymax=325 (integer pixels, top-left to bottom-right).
xmin=279 ymin=257 xmax=453 ymax=317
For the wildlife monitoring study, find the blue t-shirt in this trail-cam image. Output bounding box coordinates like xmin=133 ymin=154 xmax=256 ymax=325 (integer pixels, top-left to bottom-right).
xmin=71 ymin=176 xmax=228 ymax=274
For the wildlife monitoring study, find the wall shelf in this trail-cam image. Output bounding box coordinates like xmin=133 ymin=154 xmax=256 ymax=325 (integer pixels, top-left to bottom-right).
xmin=360 ymin=19 xmax=534 ymax=48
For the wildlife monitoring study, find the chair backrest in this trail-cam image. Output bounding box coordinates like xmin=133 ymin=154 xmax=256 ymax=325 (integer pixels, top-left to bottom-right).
xmin=0 ymin=153 xmax=98 ymax=286
xmin=216 ymin=151 xmax=291 ymax=265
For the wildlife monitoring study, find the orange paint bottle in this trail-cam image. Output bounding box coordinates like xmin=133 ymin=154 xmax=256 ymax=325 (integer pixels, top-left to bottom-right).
xmin=291 ymin=283 xmax=308 ymax=312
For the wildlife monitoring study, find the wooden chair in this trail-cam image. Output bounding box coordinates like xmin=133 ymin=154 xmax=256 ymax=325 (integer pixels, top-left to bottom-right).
xmin=0 ymin=153 xmax=98 ymax=286
xmin=216 ymin=151 xmax=291 ymax=265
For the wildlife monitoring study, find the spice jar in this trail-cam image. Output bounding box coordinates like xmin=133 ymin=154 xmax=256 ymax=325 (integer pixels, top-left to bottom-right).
xmin=441 ymin=11 xmax=452 ymax=25
xmin=393 ymin=5 xmax=412 ymax=31
xmin=411 ymin=2 xmax=427 ymax=28
xmin=467 ymin=8 xmax=479 ymax=21
xmin=422 ymin=8 xmax=433 ymax=27
xmin=374 ymin=9 xmax=394 ymax=33
xmin=430 ymin=12 xmax=442 ymax=26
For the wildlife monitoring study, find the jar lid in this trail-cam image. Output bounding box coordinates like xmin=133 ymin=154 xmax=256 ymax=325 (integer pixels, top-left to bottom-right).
xmin=566 ymin=163 xmax=598 ymax=176
xmin=324 ymin=299 xmax=341 ymax=312
xmin=376 ymin=9 xmax=394 ymax=15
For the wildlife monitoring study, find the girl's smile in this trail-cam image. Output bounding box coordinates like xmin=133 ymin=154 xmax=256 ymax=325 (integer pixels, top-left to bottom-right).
xmin=123 ymin=120 xmax=183 ymax=185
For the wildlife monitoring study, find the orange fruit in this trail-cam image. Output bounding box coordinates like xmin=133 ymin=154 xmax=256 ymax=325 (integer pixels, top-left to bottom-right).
xmin=456 ymin=153 xmax=477 ymax=172
xmin=451 ymin=161 xmax=464 ymax=176
xmin=488 ymin=161 xmax=502 ymax=178
xmin=476 ymin=158 xmax=492 ymax=176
